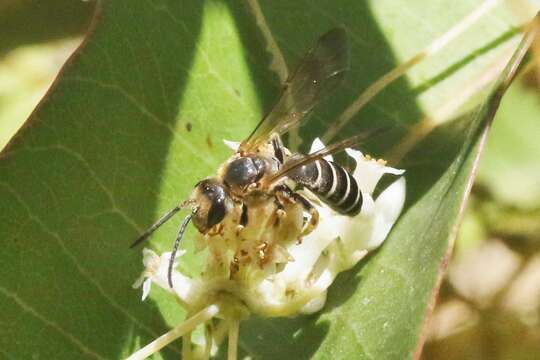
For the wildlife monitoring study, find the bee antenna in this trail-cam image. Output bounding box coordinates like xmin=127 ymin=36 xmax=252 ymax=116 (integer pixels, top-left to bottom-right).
xmin=167 ymin=207 xmax=197 ymax=288
xmin=129 ymin=199 xmax=194 ymax=248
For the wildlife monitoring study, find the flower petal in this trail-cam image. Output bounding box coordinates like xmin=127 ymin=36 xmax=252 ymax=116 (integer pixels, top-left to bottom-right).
xmin=132 ymin=273 xmax=146 ymax=289
xmin=148 ymin=250 xmax=194 ymax=302
xmin=142 ymin=248 xmax=160 ymax=268
xmin=310 ymin=137 xmax=333 ymax=162
xmin=141 ymin=278 xmax=152 ymax=301
xmin=300 ymin=291 xmax=327 ymax=314
xmin=346 ymin=148 xmax=404 ymax=194
xmin=223 ymin=139 xmax=240 ymax=151
xmin=366 ymin=177 xmax=406 ymax=250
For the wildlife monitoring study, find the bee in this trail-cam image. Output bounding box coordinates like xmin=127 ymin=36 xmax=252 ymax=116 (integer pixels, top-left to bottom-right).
xmin=131 ymin=27 xmax=379 ymax=280
xmin=129 ymin=27 xmax=401 ymax=360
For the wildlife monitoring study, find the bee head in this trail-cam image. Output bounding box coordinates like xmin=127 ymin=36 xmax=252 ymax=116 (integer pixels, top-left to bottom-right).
xmin=191 ymin=179 xmax=230 ymax=233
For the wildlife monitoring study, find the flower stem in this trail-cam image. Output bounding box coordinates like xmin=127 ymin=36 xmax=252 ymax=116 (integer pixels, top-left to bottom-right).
xmin=322 ymin=0 xmax=500 ymax=142
xmin=182 ymin=331 xmax=192 ymax=360
xmin=202 ymin=323 xmax=212 ymax=360
xmin=126 ymin=304 xmax=219 ymax=360
xmin=212 ymin=319 xmax=229 ymax=348
xmin=227 ymin=319 xmax=240 ymax=360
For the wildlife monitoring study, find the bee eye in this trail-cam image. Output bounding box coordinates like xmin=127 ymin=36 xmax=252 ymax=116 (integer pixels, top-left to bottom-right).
xmin=207 ymin=199 xmax=226 ymax=228
xmin=193 ymin=179 xmax=229 ymax=231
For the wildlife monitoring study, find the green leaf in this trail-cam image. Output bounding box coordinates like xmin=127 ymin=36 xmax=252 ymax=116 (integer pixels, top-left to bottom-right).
xmin=0 ymin=1 xmax=537 ymax=359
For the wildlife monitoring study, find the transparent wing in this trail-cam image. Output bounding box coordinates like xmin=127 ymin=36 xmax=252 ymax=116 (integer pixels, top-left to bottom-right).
xmin=239 ymin=27 xmax=349 ymax=152
xmin=264 ymin=127 xmax=391 ymax=185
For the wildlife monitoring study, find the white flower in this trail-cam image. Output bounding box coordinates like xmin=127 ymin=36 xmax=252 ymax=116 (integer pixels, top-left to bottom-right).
xmin=132 ymin=248 xmax=193 ymax=302
xmin=129 ymin=138 xmax=406 ymax=360
xmin=223 ymin=139 xmax=240 ymax=151
xmin=137 ymin=138 xmax=405 ymax=313
xmin=255 ymin=138 xmax=406 ymax=314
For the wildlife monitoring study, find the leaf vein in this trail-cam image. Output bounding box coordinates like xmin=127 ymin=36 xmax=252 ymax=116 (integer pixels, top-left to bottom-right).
xmin=0 ymin=182 xmax=181 ymax=356
xmin=0 ymin=285 xmax=106 ymax=360
xmin=63 ymin=76 xmax=216 ymax=167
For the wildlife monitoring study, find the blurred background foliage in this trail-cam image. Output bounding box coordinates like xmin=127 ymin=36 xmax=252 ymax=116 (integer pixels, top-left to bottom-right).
xmin=1 ymin=1 xmax=539 ymax=359
xmin=0 ymin=0 xmax=95 ymax=148
xmin=423 ymin=66 xmax=540 ymax=359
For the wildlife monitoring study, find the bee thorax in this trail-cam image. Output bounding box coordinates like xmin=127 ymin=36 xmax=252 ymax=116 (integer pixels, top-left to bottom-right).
xmin=223 ymin=156 xmax=266 ymax=187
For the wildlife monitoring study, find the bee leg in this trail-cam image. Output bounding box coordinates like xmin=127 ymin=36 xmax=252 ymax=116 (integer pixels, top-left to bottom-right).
xmin=240 ymin=203 xmax=248 ymax=227
xmin=292 ymin=192 xmax=319 ymax=237
xmin=273 ymin=184 xmax=294 ymax=199
xmin=271 ymin=134 xmax=285 ymax=164
xmin=273 ymin=197 xmax=287 ymax=222
xmin=273 ymin=185 xmax=319 ymax=237
xmin=273 ymin=185 xmax=292 ymax=222
xmin=229 ymin=256 xmax=240 ymax=279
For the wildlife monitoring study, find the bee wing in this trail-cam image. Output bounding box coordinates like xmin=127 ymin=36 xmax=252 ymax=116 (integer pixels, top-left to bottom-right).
xmin=264 ymin=127 xmax=390 ymax=185
xmin=239 ymin=28 xmax=349 ymax=152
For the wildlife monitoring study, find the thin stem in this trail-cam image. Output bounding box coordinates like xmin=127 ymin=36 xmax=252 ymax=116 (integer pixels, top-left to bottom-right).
xmin=227 ymin=319 xmax=240 ymax=360
xmin=203 ymin=323 xmax=213 ymax=360
xmin=182 ymin=331 xmax=192 ymax=360
xmin=126 ymin=305 xmax=219 ymax=360
xmin=212 ymin=319 xmax=229 ymax=348
xmin=384 ymin=42 xmax=514 ymax=164
xmin=245 ymin=0 xmax=288 ymax=82
xmin=322 ymin=0 xmax=500 ymax=142
xmin=424 ymin=0 xmax=500 ymax=56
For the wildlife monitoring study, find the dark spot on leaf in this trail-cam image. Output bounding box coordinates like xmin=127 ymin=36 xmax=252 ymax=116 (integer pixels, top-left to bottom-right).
xmin=206 ymin=135 xmax=213 ymax=148
xmin=185 ymin=122 xmax=192 ymax=132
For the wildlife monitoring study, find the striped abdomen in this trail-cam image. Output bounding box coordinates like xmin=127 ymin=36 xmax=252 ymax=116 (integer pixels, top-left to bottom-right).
xmin=287 ymin=159 xmax=362 ymax=215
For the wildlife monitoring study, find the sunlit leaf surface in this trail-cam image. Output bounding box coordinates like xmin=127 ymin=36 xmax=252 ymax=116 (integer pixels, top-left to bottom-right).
xmin=0 ymin=1 xmax=538 ymax=359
